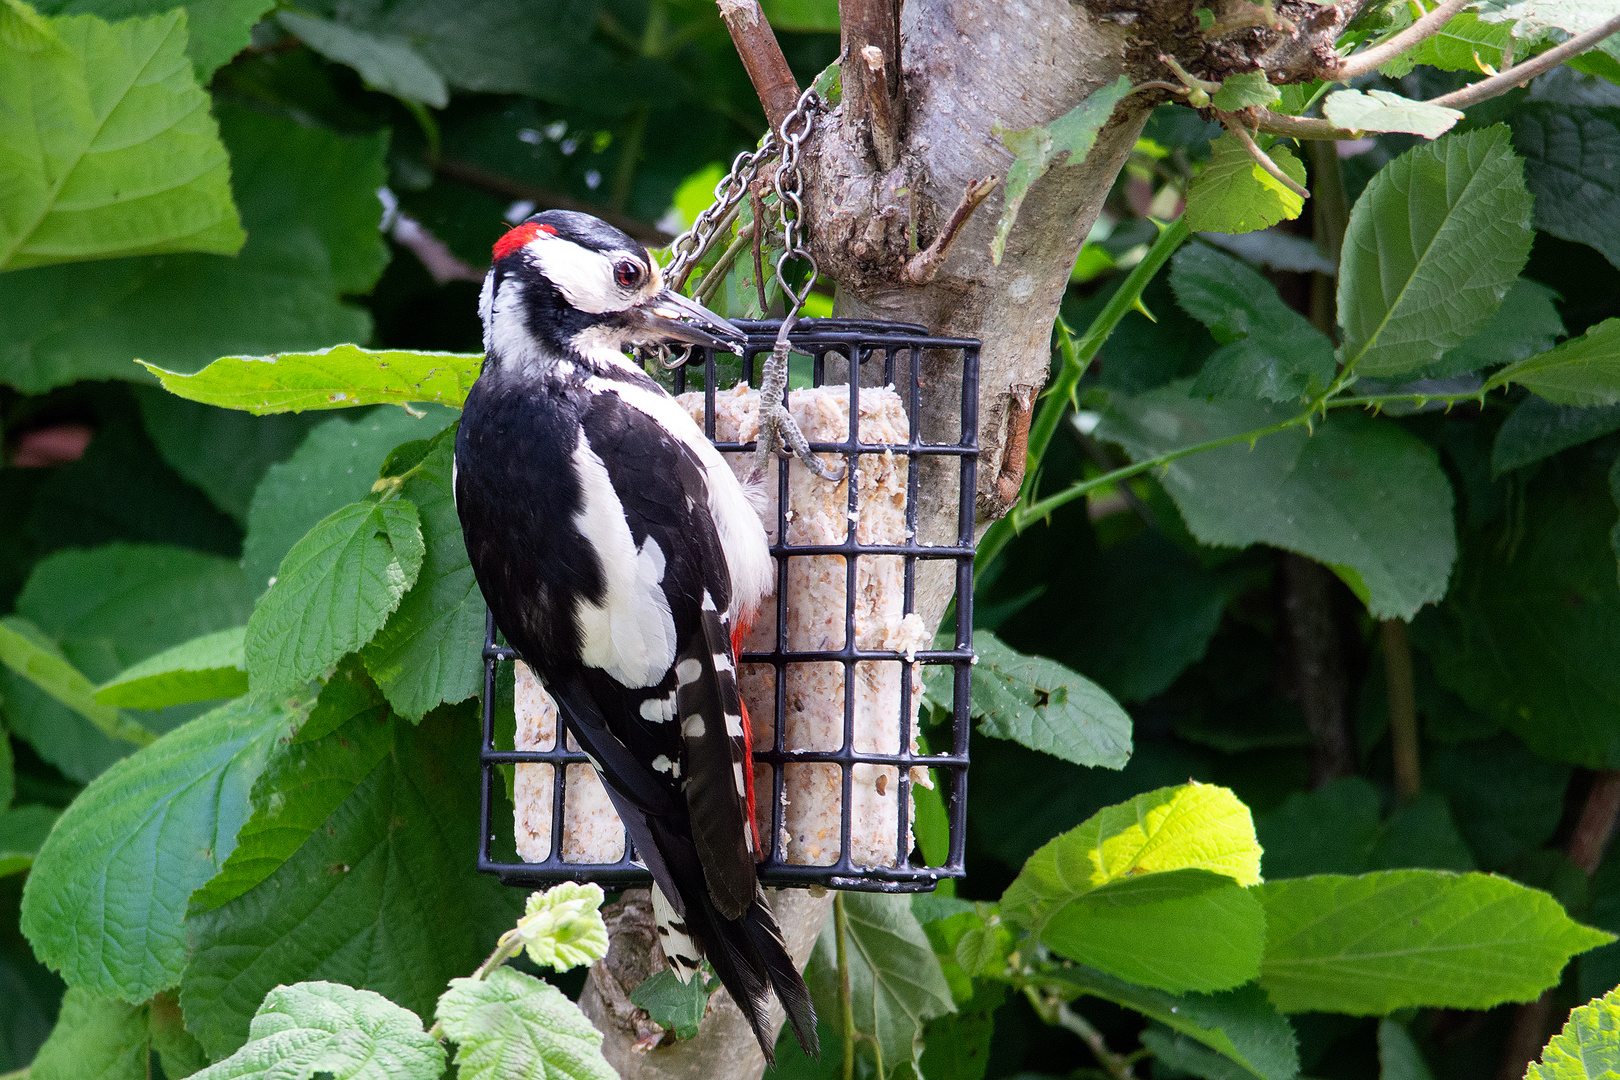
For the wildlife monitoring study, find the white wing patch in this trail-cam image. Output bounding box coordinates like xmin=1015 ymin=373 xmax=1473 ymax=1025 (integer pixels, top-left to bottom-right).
xmin=571 ymin=434 xmax=679 ymax=688
xmin=585 ymin=377 xmax=773 ymax=622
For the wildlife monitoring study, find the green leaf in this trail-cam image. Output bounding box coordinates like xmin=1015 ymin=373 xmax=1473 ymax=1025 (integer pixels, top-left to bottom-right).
xmin=1491 ymin=397 xmax=1620 ymax=475
xmin=806 ymin=893 xmax=955 ymax=1077
xmin=1045 ymin=529 xmax=1244 ymax=703
xmin=1184 ymin=134 xmax=1306 ymax=236
xmin=1378 ymin=1019 xmax=1437 ymax=1080
xmin=188 ymin=663 xmax=393 ymax=913
xmin=630 ymin=969 xmax=712 ymax=1041
xmin=1039 ymin=969 xmax=1299 ymax=1080
xmin=513 ymin=883 xmax=609 ymax=972
xmin=2 ymin=542 xmax=252 ymax=775
xmin=1419 ymin=278 xmax=1565 ymax=379
xmin=277 ymin=11 xmax=447 ymax=107
xmin=962 ymin=630 xmax=1132 ymax=769
xmin=1322 ymin=90 xmax=1463 ymax=139
xmin=96 ymin=626 xmax=248 ymax=710
xmin=1097 ymin=388 xmax=1457 ymax=620
xmin=292 ymin=0 xmax=601 ymax=101
xmin=246 ymin=500 xmax=424 ymax=698
xmin=27 ymin=987 xmax=149 ymax=1080
xmin=1412 ymin=470 xmax=1620 ymax=767
xmin=1489 ymin=319 xmax=1620 ymax=405
xmin=1527 ymin=985 xmax=1620 ymax=1079
xmin=134 ymin=387 xmax=325 ymax=525
xmin=146 ymin=345 xmax=484 ymax=415
xmin=0 ymin=105 xmax=384 ymax=394
xmin=1338 ymin=126 xmax=1533 ymax=378
xmin=437 ymin=966 xmax=616 ymax=1080
xmin=180 ymin=704 xmax=524 ymax=1059
xmin=190 ymin=981 xmax=445 ymax=1080
xmin=0 ymin=804 xmax=61 ymax=877
xmin=33 ymin=0 xmax=278 ymax=77
xmin=0 ymin=616 xmax=152 ymax=747
xmin=1210 ymin=71 xmax=1280 ymax=111
xmin=1380 ymin=12 xmax=1518 ymax=76
xmin=1477 ymin=0 xmax=1620 ymax=62
xmin=1141 ymin=1026 xmax=1258 ymax=1080
xmin=1002 ymin=783 xmax=1265 ymax=993
xmin=760 ymin=0 xmax=837 ymax=31
xmin=1170 ymin=244 xmax=1335 ymax=402
xmin=0 ymin=724 xmax=11 ymax=812
xmin=20 ymin=542 xmax=254 ymax=676
xmin=991 ymin=76 xmax=1133 ymax=263
xmin=1428 ymin=735 xmax=1570 ymax=869
xmin=20 ymin=696 xmax=292 ymax=1001
xmin=242 ymin=408 xmax=456 ymax=595
xmin=1510 ymin=104 xmax=1620 ymax=270
xmin=0 ymin=8 xmax=243 ymax=271
xmin=363 ymin=429 xmax=485 ymax=720
xmin=1256 ymin=870 xmax=1614 ymax=1014
xmin=1257 ymin=779 xmax=1475 ymax=878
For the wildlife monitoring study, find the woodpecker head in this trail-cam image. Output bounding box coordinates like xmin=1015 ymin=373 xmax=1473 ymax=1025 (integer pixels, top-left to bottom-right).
xmin=480 ymin=209 xmax=743 ymax=372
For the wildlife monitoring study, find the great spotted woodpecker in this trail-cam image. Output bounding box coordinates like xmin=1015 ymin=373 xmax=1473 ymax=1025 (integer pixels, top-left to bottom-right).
xmin=453 ymin=209 xmax=816 ymax=1060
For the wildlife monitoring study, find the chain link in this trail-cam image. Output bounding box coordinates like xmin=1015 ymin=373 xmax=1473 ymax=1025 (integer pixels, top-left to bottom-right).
xmin=662 ymin=86 xmax=823 ymax=308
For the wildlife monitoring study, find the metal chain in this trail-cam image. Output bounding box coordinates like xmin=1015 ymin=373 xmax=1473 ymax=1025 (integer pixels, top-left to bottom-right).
xmin=662 ymin=86 xmax=824 ymax=305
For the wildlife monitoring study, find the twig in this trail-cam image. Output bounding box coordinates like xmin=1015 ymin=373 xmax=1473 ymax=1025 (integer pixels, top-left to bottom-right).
xmin=1055 ymin=1002 xmax=1136 ymax=1080
xmin=750 ymin=187 xmax=769 ymax=312
xmin=1570 ymin=771 xmax=1620 ymax=874
xmin=903 ymin=174 xmax=999 ymax=283
xmin=1222 ymin=118 xmax=1310 ymax=199
xmin=692 ymin=221 xmax=759 ymax=305
xmin=433 ymin=159 xmax=671 ymax=244
xmin=860 ymin=45 xmax=901 ymax=170
xmin=1251 ymin=111 xmax=1365 ymax=141
xmin=841 ymin=0 xmax=903 ymax=169
xmin=1383 ymin=620 xmax=1421 ymax=800
xmin=716 ymin=0 xmax=801 ymax=131
xmin=1431 ymin=12 xmax=1620 ymax=109
xmin=1333 ymin=0 xmax=1473 ymax=80
xmin=1497 ymin=769 xmax=1620 ymax=1079
xmin=834 ymin=892 xmax=857 ymax=1080
xmin=1158 ymin=52 xmax=1221 ymax=96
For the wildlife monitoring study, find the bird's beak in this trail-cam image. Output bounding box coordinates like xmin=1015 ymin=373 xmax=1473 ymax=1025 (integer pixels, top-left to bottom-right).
xmin=628 ymin=290 xmax=747 ymax=352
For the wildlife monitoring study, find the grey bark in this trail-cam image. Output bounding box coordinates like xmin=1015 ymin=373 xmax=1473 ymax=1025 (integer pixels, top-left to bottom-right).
xmin=582 ymin=1 xmax=1355 ymax=1074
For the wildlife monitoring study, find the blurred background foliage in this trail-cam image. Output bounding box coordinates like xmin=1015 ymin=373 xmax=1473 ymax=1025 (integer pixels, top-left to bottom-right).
xmin=5 ymin=0 xmax=1620 ymax=1077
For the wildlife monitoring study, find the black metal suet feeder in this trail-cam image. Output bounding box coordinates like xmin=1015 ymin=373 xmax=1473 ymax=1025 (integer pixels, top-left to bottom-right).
xmin=476 ymin=318 xmax=979 ymax=894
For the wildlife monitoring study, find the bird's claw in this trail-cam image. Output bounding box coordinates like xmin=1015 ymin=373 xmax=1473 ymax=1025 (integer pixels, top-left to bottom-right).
xmin=754 ymin=396 xmax=846 ymax=482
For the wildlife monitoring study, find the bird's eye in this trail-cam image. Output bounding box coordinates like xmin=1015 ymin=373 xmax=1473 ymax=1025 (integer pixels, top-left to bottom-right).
xmin=615 ymin=260 xmax=643 ymax=289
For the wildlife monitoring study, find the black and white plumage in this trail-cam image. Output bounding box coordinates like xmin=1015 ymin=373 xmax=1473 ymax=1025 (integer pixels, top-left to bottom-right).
xmin=453 ymin=209 xmax=815 ymax=1060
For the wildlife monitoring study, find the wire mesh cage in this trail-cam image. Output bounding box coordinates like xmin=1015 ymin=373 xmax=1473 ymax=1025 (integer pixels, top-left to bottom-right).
xmin=476 ymin=318 xmax=978 ymax=893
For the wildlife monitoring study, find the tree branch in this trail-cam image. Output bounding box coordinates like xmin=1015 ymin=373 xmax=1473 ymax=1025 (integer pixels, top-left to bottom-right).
xmin=1430 ymin=12 xmax=1620 ymax=109
xmin=904 ymin=174 xmax=999 ymax=284
xmin=1331 ymin=0 xmax=1473 ymax=80
xmin=1496 ymin=769 xmax=1620 ymax=1080
xmin=716 ymin=0 xmax=801 ymax=131
xmin=1222 ymin=118 xmax=1311 ymax=199
xmin=1382 ymin=620 xmax=1421 ymax=800
xmin=840 ymin=0 xmax=903 ymax=169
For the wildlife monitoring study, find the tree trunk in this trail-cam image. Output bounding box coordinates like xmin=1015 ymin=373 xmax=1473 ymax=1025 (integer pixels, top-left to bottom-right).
xmin=582 ymin=0 xmax=1358 ymax=1072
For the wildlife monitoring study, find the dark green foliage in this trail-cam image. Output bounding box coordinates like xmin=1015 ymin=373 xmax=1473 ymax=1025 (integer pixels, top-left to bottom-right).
xmin=2 ymin=5 xmax=1620 ymax=1080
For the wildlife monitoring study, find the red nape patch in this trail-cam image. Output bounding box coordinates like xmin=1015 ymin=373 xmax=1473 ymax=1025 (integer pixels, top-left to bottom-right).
xmin=491 ymin=221 xmax=557 ymax=261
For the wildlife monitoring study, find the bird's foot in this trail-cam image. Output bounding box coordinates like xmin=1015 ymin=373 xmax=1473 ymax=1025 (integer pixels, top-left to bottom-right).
xmin=752 ymin=336 xmax=845 ymax=482
xmin=754 ymin=393 xmax=845 ymax=482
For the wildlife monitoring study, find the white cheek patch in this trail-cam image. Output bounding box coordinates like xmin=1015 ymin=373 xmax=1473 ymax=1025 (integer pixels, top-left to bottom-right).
xmin=570 ymin=435 xmax=679 ymax=688
xmin=527 ymin=238 xmax=628 ymax=314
